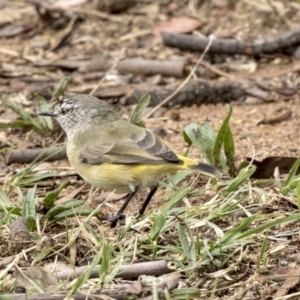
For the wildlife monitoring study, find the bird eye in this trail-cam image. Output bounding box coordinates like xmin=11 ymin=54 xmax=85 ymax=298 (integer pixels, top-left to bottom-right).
xmin=61 ymin=108 xmax=67 ymax=115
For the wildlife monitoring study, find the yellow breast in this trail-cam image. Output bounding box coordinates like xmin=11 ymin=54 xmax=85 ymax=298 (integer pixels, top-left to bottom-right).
xmin=66 ymin=142 xmax=179 ymax=193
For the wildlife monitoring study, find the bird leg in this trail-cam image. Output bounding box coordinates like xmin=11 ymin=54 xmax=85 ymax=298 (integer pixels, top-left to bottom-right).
xmin=107 ymin=185 xmax=158 ymax=227
xmin=107 ymin=189 xmax=137 ymax=226
xmin=137 ymin=185 xmax=158 ymax=218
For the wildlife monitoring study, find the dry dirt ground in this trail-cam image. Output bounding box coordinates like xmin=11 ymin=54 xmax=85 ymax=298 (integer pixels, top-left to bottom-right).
xmin=1 ymin=0 xmax=300 ymax=299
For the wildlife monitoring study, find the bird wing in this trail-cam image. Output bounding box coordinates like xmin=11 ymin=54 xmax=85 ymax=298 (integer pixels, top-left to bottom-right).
xmin=80 ymin=125 xmax=181 ymax=165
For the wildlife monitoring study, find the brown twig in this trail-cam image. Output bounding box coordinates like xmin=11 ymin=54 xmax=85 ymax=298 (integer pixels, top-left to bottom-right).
xmin=161 ymin=29 xmax=300 ymax=55
xmin=125 ymin=80 xmax=246 ymax=107
xmin=117 ymin=58 xmax=187 ymax=77
xmin=3 ymin=273 xmax=180 ymax=300
xmin=6 ymin=147 xmax=67 ymax=165
xmin=2 ymin=289 xmax=127 ymax=300
xmin=264 ymin=64 xmax=300 ymax=78
xmin=57 ymin=260 xmax=173 ymax=280
xmin=10 ymin=219 xmax=31 ymax=241
xmin=78 ymin=55 xmax=187 ymax=78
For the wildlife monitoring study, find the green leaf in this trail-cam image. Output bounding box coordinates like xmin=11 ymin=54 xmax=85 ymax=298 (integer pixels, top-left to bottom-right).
xmin=213 ymin=106 xmax=232 ymax=168
xmin=130 ymin=93 xmax=150 ymax=127
xmin=43 ymin=180 xmax=69 ymax=210
xmin=0 ymin=206 xmax=22 ymax=216
xmin=183 ymin=123 xmax=218 ymax=165
xmin=183 ymin=129 xmax=192 ymax=145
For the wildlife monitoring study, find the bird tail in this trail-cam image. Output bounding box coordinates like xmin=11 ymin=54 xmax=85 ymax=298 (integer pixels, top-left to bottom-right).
xmin=177 ymin=155 xmax=221 ymax=177
xmin=190 ymin=162 xmax=221 ymax=177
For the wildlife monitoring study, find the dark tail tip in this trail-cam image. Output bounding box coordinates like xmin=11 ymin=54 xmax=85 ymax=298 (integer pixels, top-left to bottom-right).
xmin=191 ymin=162 xmax=223 ymax=177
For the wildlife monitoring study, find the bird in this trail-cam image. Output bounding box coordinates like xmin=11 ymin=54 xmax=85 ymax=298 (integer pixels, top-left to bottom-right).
xmin=40 ymin=94 xmax=221 ymax=226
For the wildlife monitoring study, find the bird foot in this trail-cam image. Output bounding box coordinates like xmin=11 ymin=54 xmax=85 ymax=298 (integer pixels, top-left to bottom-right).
xmin=106 ymin=214 xmax=126 ymax=227
xmin=135 ymin=212 xmax=143 ymax=220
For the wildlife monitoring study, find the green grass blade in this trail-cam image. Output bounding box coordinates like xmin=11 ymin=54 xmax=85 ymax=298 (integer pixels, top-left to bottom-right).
xmin=238 ymin=213 xmax=300 ymax=239
xmin=22 ymin=186 xmax=37 ymax=230
xmin=51 ymin=75 xmax=72 ymax=102
xmin=99 ymin=242 xmax=111 ymax=284
xmin=281 ymin=156 xmax=300 ymax=195
xmin=151 ymin=188 xmax=191 ymax=241
xmin=172 ymin=288 xmax=200 ymax=298
xmin=45 ymin=199 xmax=97 ymax=224
xmin=223 ymin=126 xmax=237 ymax=177
xmin=0 ymin=120 xmax=36 ymax=130
xmin=225 ymin=166 xmax=256 ymax=193
xmin=296 ymin=181 xmax=300 ymax=210
xmin=0 ymin=188 xmax=13 ymax=206
xmin=150 ymin=213 xmax=167 ymax=242
xmin=34 ymin=92 xmax=53 ymax=130
xmin=13 ymin=172 xmax=59 ymax=187
xmin=218 ymin=214 xmax=257 ymax=245
xmin=0 ymin=94 xmax=46 ymax=135
xmin=178 ymin=223 xmax=196 ymax=267
xmin=68 ymin=251 xmax=101 ymax=296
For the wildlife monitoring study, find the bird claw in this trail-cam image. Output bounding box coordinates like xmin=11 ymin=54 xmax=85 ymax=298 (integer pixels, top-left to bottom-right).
xmin=107 ymin=214 xmax=126 ymax=227
xmin=135 ymin=212 xmax=143 ymax=219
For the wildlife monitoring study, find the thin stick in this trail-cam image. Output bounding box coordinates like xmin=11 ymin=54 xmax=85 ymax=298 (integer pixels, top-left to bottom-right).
xmin=89 ymin=49 xmax=125 ymax=96
xmin=199 ymin=60 xmax=235 ymax=79
xmin=264 ymin=64 xmax=300 ymax=78
xmin=144 ymin=37 xmax=214 ymax=119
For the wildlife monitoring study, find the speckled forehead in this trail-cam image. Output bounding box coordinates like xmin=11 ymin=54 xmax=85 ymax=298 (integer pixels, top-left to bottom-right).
xmin=57 ymin=97 xmax=80 ymax=110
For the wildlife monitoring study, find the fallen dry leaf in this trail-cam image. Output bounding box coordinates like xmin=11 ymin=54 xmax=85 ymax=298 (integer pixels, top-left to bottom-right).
xmin=272 ymin=267 xmax=300 ymax=297
xmin=125 ymin=278 xmax=143 ymax=295
xmin=153 ymin=17 xmax=200 ymax=42
xmin=14 ymin=265 xmax=58 ymax=292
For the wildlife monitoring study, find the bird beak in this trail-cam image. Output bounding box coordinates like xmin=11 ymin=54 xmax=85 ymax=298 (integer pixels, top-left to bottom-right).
xmin=39 ymin=110 xmax=58 ymax=117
